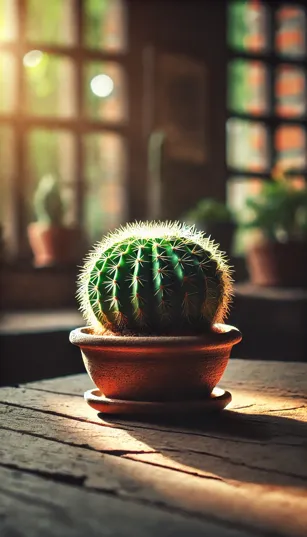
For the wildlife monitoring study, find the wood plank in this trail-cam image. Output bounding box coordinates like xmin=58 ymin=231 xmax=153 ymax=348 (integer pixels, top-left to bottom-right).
xmin=1 ymin=419 xmax=307 ymax=537
xmin=1 ymin=388 xmax=306 ymax=482
xmin=1 ymin=401 xmax=307 ymax=536
xmin=23 ymin=378 xmax=307 ymax=420
xmin=1 ymin=360 xmax=307 ymax=537
xmin=1 ymin=466 xmax=249 ymax=537
xmin=26 ymin=360 xmax=307 ymax=397
xmin=1 ymin=396 xmax=306 ymax=484
xmin=9 ymin=372 xmax=307 ymax=418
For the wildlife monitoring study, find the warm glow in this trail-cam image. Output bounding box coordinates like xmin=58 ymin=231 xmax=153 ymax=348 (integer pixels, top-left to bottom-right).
xmin=90 ymin=74 xmax=114 ymax=97
xmin=23 ymin=50 xmax=43 ymax=68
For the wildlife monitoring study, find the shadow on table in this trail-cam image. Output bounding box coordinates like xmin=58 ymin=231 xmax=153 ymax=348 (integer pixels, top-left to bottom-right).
xmin=97 ymin=409 xmax=307 ymax=488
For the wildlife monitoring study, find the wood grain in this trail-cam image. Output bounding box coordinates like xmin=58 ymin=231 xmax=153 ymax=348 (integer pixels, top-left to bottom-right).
xmin=0 ymin=360 xmax=306 ymax=537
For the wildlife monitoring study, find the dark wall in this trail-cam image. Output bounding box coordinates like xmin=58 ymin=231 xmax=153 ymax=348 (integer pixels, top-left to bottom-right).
xmin=128 ymin=0 xmax=227 ymax=220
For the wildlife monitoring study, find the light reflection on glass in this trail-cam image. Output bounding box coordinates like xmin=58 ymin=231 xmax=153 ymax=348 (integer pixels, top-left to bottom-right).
xmin=90 ymin=74 xmax=114 ymax=98
xmin=23 ymin=50 xmax=43 ymax=68
xmin=85 ymin=62 xmax=127 ymax=122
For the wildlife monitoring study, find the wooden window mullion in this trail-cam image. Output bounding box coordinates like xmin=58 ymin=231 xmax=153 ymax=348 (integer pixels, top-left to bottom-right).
xmin=227 ymin=1 xmax=307 ymax=183
xmin=14 ymin=0 xmax=27 ymax=259
xmin=0 ymin=0 xmax=131 ymax=263
xmin=75 ymin=0 xmax=84 ymax=227
xmin=266 ymin=2 xmax=277 ymax=173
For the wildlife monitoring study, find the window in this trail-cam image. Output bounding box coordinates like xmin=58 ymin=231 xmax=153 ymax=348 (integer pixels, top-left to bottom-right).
xmin=0 ymin=0 xmax=128 ymax=259
xmin=227 ymin=1 xmax=307 ymax=251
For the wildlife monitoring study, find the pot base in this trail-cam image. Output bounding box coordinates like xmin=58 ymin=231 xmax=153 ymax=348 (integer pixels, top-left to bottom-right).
xmin=84 ymin=387 xmax=232 ymax=415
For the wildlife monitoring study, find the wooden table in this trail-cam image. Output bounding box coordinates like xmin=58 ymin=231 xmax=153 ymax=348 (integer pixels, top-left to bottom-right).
xmin=0 ymin=360 xmax=306 ymax=537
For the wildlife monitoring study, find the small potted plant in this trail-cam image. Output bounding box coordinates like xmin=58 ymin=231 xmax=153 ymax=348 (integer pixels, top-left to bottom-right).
xmin=70 ymin=221 xmax=241 ymax=415
xmin=243 ymin=171 xmax=307 ymax=287
xmin=28 ymin=174 xmax=80 ymax=267
xmin=184 ymin=198 xmax=236 ymax=255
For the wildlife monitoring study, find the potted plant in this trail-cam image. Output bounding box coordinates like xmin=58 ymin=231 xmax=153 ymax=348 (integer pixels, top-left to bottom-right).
xmin=184 ymin=198 xmax=236 ymax=255
xmin=243 ymin=172 xmax=307 ymax=287
xmin=28 ymin=174 xmax=80 ymax=267
xmin=70 ymin=221 xmax=241 ymax=415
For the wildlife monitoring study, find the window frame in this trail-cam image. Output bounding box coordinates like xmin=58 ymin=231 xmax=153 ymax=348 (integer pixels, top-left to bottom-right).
xmin=0 ymin=0 xmax=130 ymax=260
xmin=227 ymin=0 xmax=307 ymax=182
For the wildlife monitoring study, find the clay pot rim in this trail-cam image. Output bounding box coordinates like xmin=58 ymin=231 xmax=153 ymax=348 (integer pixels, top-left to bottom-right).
xmin=70 ymin=324 xmax=242 ymax=351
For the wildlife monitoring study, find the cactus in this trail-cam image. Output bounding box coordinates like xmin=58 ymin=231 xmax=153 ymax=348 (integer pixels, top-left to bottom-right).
xmin=77 ymin=221 xmax=233 ymax=335
xmin=33 ymin=174 xmax=64 ymax=225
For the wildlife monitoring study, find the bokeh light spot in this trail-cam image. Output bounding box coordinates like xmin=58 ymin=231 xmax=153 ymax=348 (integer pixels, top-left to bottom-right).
xmin=23 ymin=50 xmax=43 ymax=68
xmin=90 ymin=74 xmax=114 ymax=98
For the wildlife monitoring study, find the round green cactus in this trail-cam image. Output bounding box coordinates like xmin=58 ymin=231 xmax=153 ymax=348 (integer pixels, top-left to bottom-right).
xmin=77 ymin=221 xmax=233 ymax=335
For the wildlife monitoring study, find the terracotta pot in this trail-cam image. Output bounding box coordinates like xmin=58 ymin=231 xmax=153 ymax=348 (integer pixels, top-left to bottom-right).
xmin=28 ymin=223 xmax=80 ymax=267
xmin=69 ymin=324 xmax=242 ymax=402
xmin=247 ymin=240 xmax=307 ymax=287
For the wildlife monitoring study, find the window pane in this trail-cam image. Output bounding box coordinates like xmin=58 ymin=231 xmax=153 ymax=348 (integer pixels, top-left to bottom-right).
xmin=276 ymin=6 xmax=306 ymax=58
xmin=84 ymin=133 xmax=127 ymax=241
xmin=85 ymin=62 xmax=127 ymax=122
xmin=275 ymin=125 xmax=306 ymax=169
xmin=228 ymin=60 xmax=269 ymax=115
xmin=26 ymin=0 xmax=76 ymax=46
xmin=0 ymin=0 xmax=18 ymax=42
xmin=276 ymin=65 xmax=306 ymax=118
xmin=289 ymin=176 xmax=307 ymax=189
xmin=27 ymin=130 xmax=77 ymax=226
xmin=228 ymin=1 xmax=268 ymax=52
xmin=24 ymin=53 xmax=76 ymax=117
xmin=84 ymin=0 xmax=127 ymax=52
xmin=0 ymin=51 xmax=16 ymax=113
xmin=227 ymin=119 xmax=269 ymax=171
xmin=0 ymin=126 xmax=15 ymax=251
xmin=227 ymin=177 xmax=263 ymax=254
xmin=227 ymin=177 xmax=263 ymax=216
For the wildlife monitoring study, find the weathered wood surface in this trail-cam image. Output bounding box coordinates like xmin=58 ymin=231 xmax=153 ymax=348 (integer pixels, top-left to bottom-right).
xmin=0 ymin=360 xmax=306 ymax=537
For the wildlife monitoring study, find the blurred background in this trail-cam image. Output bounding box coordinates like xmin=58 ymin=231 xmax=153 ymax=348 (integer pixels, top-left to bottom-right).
xmin=0 ymin=0 xmax=307 ymax=384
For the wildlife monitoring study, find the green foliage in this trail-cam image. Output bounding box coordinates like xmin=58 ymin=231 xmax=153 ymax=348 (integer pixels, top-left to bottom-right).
xmin=228 ymin=60 xmax=253 ymax=113
xmin=25 ymin=54 xmax=71 ymax=116
xmin=29 ymin=130 xmax=63 ymax=179
xmin=78 ymin=221 xmax=233 ymax=335
xmin=33 ymin=174 xmax=64 ymax=225
xmin=228 ymin=1 xmax=248 ymax=51
xmin=26 ymin=0 xmax=68 ymax=44
xmin=244 ymin=179 xmax=307 ymax=242
xmin=85 ymin=0 xmax=109 ymax=49
xmin=228 ymin=1 xmax=262 ymax=53
xmin=185 ymin=199 xmax=234 ymax=224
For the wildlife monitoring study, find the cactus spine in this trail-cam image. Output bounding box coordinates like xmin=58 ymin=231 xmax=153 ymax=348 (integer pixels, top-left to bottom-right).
xmin=78 ymin=221 xmax=233 ymax=335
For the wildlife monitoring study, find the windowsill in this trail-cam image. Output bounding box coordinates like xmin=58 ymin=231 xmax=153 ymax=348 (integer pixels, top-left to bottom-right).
xmin=0 ymin=309 xmax=83 ymax=335
xmin=0 ymin=308 xmax=84 ymax=386
xmin=234 ymin=282 xmax=307 ymax=301
xmin=0 ymin=264 xmax=78 ymax=310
